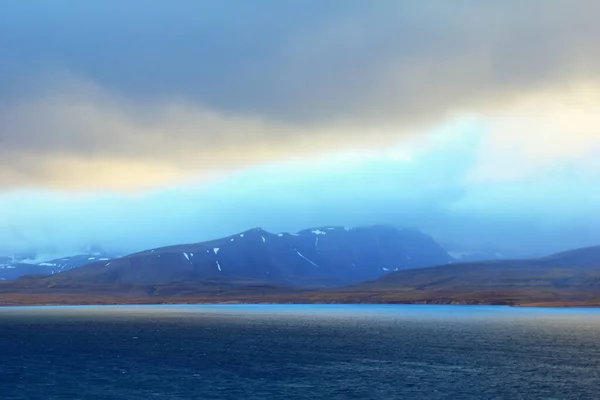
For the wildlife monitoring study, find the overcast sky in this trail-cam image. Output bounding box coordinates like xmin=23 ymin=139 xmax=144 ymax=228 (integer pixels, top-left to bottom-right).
xmin=1 ymin=1 xmax=600 ymax=257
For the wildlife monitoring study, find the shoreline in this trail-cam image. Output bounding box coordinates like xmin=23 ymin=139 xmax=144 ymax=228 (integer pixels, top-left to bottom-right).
xmin=1 ymin=299 xmax=599 ymax=308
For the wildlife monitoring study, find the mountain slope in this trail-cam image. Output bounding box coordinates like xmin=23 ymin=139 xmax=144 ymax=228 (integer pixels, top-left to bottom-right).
xmin=10 ymin=225 xmax=452 ymax=289
xmin=0 ymin=262 xmax=49 ymax=281
xmin=323 ymin=245 xmax=600 ymax=305
xmin=0 ymin=252 xmax=115 ymax=281
xmin=3 ymin=243 xmax=600 ymax=306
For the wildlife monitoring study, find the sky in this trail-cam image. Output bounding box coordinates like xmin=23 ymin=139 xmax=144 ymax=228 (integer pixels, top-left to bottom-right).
xmin=1 ymin=1 xmax=600 ymax=257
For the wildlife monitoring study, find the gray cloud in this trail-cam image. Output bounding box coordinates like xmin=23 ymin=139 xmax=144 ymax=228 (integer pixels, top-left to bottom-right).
xmin=3 ymin=1 xmax=599 ymax=120
xmin=1 ymin=1 xmax=600 ymax=188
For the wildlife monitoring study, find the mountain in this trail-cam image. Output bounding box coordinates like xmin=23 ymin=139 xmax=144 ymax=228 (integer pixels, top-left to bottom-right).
xmin=0 ymin=251 xmax=115 ymax=281
xmin=3 ymin=225 xmax=452 ymax=290
xmin=3 ymin=240 xmax=600 ymax=307
xmin=321 ymin=245 xmax=600 ymax=305
xmin=0 ymin=259 xmax=49 ymax=281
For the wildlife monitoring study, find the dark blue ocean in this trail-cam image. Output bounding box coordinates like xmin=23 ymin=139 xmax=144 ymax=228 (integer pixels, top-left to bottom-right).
xmin=1 ymin=304 xmax=599 ymax=399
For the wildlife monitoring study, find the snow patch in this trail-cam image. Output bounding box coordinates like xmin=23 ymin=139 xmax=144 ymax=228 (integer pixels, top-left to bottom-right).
xmin=277 ymin=233 xmax=284 ymax=237
xmin=311 ymin=230 xmax=326 ymax=235
xmin=382 ymin=267 xmax=390 ymax=271
xmin=213 ymin=248 xmax=220 ymax=255
xmin=216 ymin=261 xmax=222 ymax=272
xmin=240 ymin=234 xmax=245 ymax=238
xmin=183 ymin=253 xmax=190 ymax=261
xmin=261 ymin=236 xmax=266 ymax=243
xmin=21 ymin=253 xmax=76 ymax=264
xmin=294 ymin=249 xmax=319 ymax=267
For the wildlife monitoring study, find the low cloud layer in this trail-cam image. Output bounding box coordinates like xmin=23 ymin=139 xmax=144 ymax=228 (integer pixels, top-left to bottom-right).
xmin=2 ymin=128 xmax=599 ymax=257
xmin=1 ymin=1 xmax=600 ymax=188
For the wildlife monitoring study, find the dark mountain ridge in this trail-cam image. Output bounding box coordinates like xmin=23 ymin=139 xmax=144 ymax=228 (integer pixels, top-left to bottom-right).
xmin=356 ymin=245 xmax=600 ymax=289
xmin=2 ymin=242 xmax=600 ymax=306
xmin=320 ymin=245 xmax=600 ymax=305
xmin=8 ymin=225 xmax=452 ymax=289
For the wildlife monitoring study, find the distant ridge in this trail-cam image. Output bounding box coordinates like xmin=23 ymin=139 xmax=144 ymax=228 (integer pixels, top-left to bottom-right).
xmin=14 ymin=225 xmax=451 ymax=289
xmin=319 ymin=245 xmax=600 ymax=305
xmin=3 ymin=243 xmax=600 ymax=306
xmin=0 ymin=251 xmax=116 ymax=281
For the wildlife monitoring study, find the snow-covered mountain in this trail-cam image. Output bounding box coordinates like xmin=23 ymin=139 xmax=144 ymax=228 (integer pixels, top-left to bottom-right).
xmin=34 ymin=225 xmax=453 ymax=288
xmin=0 ymin=250 xmax=116 ymax=281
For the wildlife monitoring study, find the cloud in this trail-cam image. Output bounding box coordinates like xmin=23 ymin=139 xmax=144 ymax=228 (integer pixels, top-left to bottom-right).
xmin=0 ymin=75 xmax=414 ymax=190
xmin=1 ymin=1 xmax=600 ymax=189
xmin=5 ymin=1 xmax=599 ymax=121
xmin=469 ymin=85 xmax=600 ymax=182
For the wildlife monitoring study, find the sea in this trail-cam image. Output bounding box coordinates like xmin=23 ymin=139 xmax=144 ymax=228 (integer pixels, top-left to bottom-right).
xmin=1 ymin=304 xmax=599 ymax=399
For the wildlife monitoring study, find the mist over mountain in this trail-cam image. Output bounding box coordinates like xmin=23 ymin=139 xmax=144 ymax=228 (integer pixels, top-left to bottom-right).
xmin=0 ymin=247 xmax=117 ymax=281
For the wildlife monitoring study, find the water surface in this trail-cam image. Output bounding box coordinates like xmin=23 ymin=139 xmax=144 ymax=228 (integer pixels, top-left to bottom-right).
xmin=1 ymin=304 xmax=599 ymax=399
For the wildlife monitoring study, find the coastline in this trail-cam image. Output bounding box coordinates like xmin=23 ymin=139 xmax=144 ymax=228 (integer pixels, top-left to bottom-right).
xmin=1 ymin=297 xmax=599 ymax=308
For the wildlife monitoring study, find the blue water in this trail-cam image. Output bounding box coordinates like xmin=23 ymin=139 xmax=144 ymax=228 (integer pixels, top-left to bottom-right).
xmin=1 ymin=304 xmax=599 ymax=399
